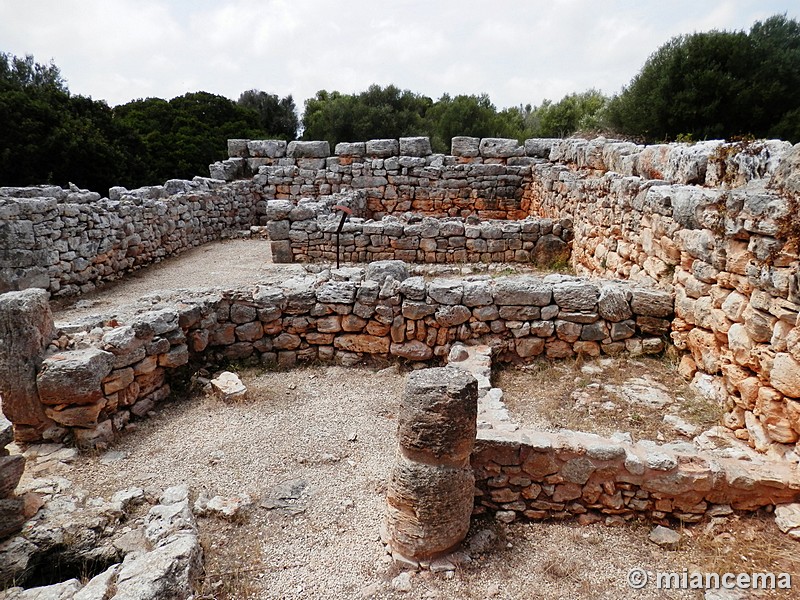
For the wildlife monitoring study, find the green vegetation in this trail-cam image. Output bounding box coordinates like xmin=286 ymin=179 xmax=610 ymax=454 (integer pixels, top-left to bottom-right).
xmin=606 ymin=14 xmax=800 ymax=143
xmin=0 ymin=13 xmax=797 ymax=191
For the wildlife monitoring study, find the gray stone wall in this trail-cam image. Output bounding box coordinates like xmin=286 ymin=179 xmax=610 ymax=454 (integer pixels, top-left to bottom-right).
xmin=0 ymin=180 xmax=258 ymax=296
xmin=472 ymin=428 xmax=800 ymax=524
xmin=525 ymin=137 xmax=800 ymax=456
xmin=0 ymin=265 xmax=672 ymax=447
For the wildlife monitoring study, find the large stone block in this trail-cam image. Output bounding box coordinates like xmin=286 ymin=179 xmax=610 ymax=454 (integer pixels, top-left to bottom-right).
xmin=366 ymin=139 xmax=399 ymax=157
xmin=451 ymin=137 xmax=480 ymax=158
xmin=287 ymin=140 xmax=330 ymax=158
xmin=247 ymin=139 xmax=287 ymax=158
xmin=398 ymin=367 xmax=477 ymax=464
xmin=399 ymin=137 xmax=432 ymax=157
xmin=0 ymin=289 xmax=54 ymax=433
xmin=479 ymin=138 xmax=523 ymax=158
xmin=37 ymin=348 xmax=115 ymax=406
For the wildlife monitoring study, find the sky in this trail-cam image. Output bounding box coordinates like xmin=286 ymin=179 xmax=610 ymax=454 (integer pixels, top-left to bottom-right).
xmin=1 ymin=0 xmax=797 ymax=113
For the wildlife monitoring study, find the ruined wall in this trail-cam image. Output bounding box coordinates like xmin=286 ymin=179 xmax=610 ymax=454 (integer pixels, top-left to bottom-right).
xmin=0 ymin=265 xmax=672 ymax=447
xmin=526 ymin=137 xmax=800 ymax=457
xmin=472 ymin=428 xmax=800 ymax=524
xmin=0 ymin=180 xmax=259 ymax=296
xmin=264 ymin=206 xmax=571 ymax=266
xmin=216 ymin=137 xmax=546 ymax=220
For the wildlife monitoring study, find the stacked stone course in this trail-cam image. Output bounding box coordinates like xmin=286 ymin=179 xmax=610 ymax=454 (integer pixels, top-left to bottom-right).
xmin=0 ymin=265 xmax=672 ymax=448
xmin=472 ymin=428 xmax=800 ymax=524
xmin=525 ymin=137 xmax=800 ymax=456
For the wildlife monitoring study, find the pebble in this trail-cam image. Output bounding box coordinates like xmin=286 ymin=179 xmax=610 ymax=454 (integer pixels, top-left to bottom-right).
xmin=391 ymin=572 xmax=413 ymax=593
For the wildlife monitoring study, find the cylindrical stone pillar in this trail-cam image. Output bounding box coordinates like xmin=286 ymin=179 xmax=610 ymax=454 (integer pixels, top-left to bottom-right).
xmin=0 ymin=289 xmax=55 ymax=441
xmin=385 ymin=367 xmax=478 ymax=562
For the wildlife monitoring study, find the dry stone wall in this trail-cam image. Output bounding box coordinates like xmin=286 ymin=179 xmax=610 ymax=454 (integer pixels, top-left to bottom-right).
xmin=0 ymin=179 xmax=258 ymax=296
xmin=219 ymin=136 xmax=543 ymax=220
xmin=472 ymin=428 xmax=800 ymax=525
xmin=526 ymin=137 xmax=800 ymax=457
xmin=0 ymin=263 xmax=672 ymax=448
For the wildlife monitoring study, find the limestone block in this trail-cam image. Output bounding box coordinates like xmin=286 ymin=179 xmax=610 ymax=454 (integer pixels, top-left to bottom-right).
xmin=227 ymin=139 xmax=249 ymax=158
xmin=479 ymin=138 xmax=523 ymax=158
xmin=553 ymin=281 xmax=599 ymax=311
xmin=37 ymin=348 xmax=114 ymax=406
xmin=428 ymin=280 xmax=463 ymax=305
xmin=333 ymin=334 xmax=389 ymax=354
xmin=287 ymin=140 xmax=330 ymax=158
xmin=524 ymin=138 xmax=559 ymax=158
xmin=630 ymin=289 xmax=673 ymax=318
xmin=532 ymin=234 xmax=569 ymax=266
xmin=365 ymin=260 xmax=409 ymax=285
xmin=390 ymin=340 xmax=433 ymax=361
xmin=335 ymin=142 xmax=366 ymax=157
xmin=598 ymin=284 xmax=632 ymax=322
xmin=399 ymin=137 xmax=432 ymax=157
xmin=385 ymin=454 xmax=475 ymax=559
xmin=247 ymin=139 xmax=287 ymax=158
xmin=771 ymin=353 xmax=800 ymax=398
xmin=0 ymin=289 xmax=54 ymax=433
xmin=316 ymin=281 xmax=357 ymax=304
xmin=366 ymin=139 xmax=399 ymax=157
xmin=493 ymin=277 xmax=551 ymax=306
xmin=451 ymin=137 xmax=480 ymax=157
xmin=210 ymin=371 xmax=247 ymax=402
xmin=397 ymin=367 xmax=477 ymax=464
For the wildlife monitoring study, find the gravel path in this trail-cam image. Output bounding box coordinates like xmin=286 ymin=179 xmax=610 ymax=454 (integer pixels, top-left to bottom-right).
xmin=51 ymin=239 xmax=306 ymax=322
xmin=22 ymin=364 xmax=786 ymax=599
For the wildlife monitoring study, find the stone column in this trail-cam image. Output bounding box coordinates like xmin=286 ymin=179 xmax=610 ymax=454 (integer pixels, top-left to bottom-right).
xmin=385 ymin=367 xmax=478 ymax=563
xmin=0 ymin=289 xmax=55 ymax=441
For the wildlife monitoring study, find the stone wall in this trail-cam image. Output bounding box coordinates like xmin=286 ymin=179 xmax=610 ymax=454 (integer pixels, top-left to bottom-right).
xmin=218 ymin=137 xmax=548 ymax=220
xmin=264 ymin=205 xmax=571 ymax=266
xmin=0 ymin=263 xmax=672 ymax=447
xmin=471 ymin=428 xmax=800 ymax=524
xmin=0 ymin=179 xmax=258 ymax=296
xmin=525 ymin=137 xmax=800 ymax=456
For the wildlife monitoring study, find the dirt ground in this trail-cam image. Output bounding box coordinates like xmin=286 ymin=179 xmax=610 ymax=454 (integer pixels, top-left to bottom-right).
xmin=17 ymin=241 xmax=798 ymax=599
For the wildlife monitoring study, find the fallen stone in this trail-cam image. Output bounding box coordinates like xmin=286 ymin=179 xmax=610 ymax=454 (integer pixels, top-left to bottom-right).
xmin=775 ymin=503 xmax=800 ymax=533
xmin=210 ymin=371 xmax=247 ymax=402
xmin=649 ymin=525 xmax=681 ymax=550
xmin=391 ymin=571 xmax=413 ymax=593
xmin=203 ymin=494 xmax=253 ymax=520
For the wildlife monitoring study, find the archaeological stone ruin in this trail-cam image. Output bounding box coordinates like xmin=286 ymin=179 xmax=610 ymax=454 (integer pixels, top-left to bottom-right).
xmin=0 ymin=133 xmax=799 ymax=593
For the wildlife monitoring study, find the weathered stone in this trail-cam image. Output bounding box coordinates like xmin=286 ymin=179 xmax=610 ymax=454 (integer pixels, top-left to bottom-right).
xmin=597 ymin=285 xmax=632 ymax=322
xmin=334 ymin=334 xmax=389 ymax=354
xmin=399 ymin=137 xmax=432 ymax=157
xmin=0 ymin=289 xmax=54 ymax=434
xmin=366 ymin=139 xmax=399 ymax=157
xmin=630 ymin=289 xmax=673 ymax=317
xmin=451 ymin=137 xmax=480 ymax=157
xmin=553 ymin=281 xmax=599 ymax=311
xmin=365 ymin=260 xmax=408 ymax=285
xmin=479 ymin=138 xmax=523 ymax=158
xmin=390 ymin=341 xmax=433 ymax=361
xmin=210 ymin=371 xmax=247 ymax=402
xmin=771 ymin=353 xmax=800 ymax=398
xmin=287 ymin=140 xmax=330 ymax=158
xmin=37 ymin=348 xmax=114 ymax=406
xmin=493 ymin=277 xmax=551 ymax=306
xmin=649 ymin=525 xmax=681 ymax=550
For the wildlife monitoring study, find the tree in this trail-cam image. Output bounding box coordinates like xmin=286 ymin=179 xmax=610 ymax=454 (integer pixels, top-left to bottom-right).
xmin=237 ymin=89 xmax=298 ymax=139
xmin=521 ymin=90 xmax=609 ymax=138
xmin=606 ymin=14 xmax=800 ymax=143
xmin=302 ymin=85 xmax=432 ymax=146
xmin=114 ymin=91 xmax=269 ymax=184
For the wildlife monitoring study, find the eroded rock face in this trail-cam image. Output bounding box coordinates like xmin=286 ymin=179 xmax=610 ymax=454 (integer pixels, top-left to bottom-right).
xmin=385 ymin=367 xmax=478 ymax=563
xmin=0 ymin=290 xmax=55 ymax=439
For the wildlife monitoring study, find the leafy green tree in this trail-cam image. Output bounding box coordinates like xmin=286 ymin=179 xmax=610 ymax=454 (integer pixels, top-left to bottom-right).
xmin=237 ymin=89 xmax=298 ymax=139
xmin=424 ymin=94 xmax=522 ymax=152
xmin=302 ymin=85 xmax=432 ymax=146
xmin=607 ymin=14 xmax=800 ymax=143
xmin=523 ymin=90 xmax=608 ymax=138
xmin=114 ymin=91 xmax=268 ymax=184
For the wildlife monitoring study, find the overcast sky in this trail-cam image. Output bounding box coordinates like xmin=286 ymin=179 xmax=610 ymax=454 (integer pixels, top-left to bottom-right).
xmin=1 ymin=1 xmax=797 ymax=112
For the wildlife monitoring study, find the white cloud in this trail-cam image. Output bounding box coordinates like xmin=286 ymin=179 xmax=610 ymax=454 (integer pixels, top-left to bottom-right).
xmin=0 ymin=0 xmax=796 ymax=112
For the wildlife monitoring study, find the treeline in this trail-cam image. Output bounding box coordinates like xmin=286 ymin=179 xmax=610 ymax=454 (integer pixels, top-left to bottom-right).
xmin=0 ymin=55 xmax=298 ymax=191
xmin=0 ymin=13 xmax=797 ymax=192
